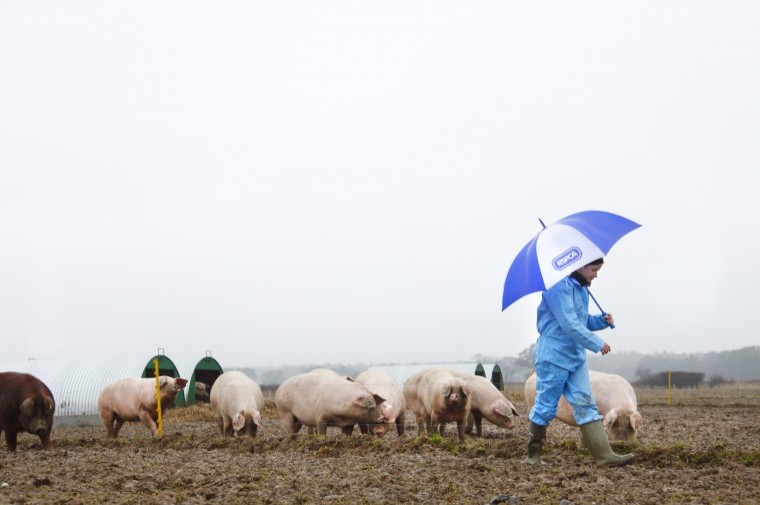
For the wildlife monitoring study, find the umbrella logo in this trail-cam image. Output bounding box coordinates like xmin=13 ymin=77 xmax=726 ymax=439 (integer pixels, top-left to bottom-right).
xmin=552 ymin=247 xmax=582 ymax=271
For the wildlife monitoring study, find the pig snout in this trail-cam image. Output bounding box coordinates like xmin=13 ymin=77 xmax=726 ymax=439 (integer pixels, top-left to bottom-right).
xmin=496 ymin=400 xmax=518 ymax=429
xmin=29 ymin=418 xmax=49 ymax=435
xmin=610 ymin=420 xmax=638 ymax=441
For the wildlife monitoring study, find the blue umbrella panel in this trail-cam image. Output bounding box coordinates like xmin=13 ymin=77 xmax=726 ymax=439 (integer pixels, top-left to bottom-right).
xmin=502 ymin=210 xmax=641 ymax=312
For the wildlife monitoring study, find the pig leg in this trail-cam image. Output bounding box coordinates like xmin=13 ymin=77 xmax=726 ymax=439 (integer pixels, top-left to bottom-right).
xmin=316 ymin=420 xmax=328 ymax=436
xmin=341 ymin=425 xmax=354 ymax=435
xmin=4 ymin=429 xmax=18 ymax=452
xmin=112 ymin=415 xmax=125 ymax=438
xmin=396 ymin=417 xmax=405 ymax=437
xmin=222 ymin=416 xmax=232 ymax=437
xmin=358 ymin=422 xmax=369 ymax=435
xmin=103 ymin=411 xmax=124 ymax=438
xmin=429 ymin=414 xmax=442 ymax=435
xmin=473 ymin=412 xmax=483 ymax=437
xmin=280 ymin=412 xmax=301 ymax=437
xmin=138 ymin=409 xmax=159 ymax=436
xmin=464 ymin=413 xmax=474 ymax=435
xmin=38 ymin=431 xmax=52 ymax=450
xmin=417 ymin=412 xmax=432 ymax=435
xmin=456 ymin=419 xmax=466 ymax=442
xmin=246 ymin=423 xmax=257 ymax=438
xmin=101 ymin=411 xmax=117 ymax=438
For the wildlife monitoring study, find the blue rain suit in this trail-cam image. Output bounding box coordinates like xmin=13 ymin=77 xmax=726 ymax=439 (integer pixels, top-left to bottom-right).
xmin=529 ymin=275 xmax=609 ymax=426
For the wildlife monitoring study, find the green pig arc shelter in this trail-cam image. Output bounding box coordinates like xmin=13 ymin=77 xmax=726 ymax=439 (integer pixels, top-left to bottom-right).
xmin=172 ymin=351 xmax=224 ymax=406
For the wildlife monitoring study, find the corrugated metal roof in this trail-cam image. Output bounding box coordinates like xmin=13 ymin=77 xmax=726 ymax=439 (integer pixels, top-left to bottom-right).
xmin=372 ymin=363 xmax=496 ymax=386
xmin=1 ymin=356 xmax=160 ymax=417
xmin=0 ymin=352 xmax=230 ymax=415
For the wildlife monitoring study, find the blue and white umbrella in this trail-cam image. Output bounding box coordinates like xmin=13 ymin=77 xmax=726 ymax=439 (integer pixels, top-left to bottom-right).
xmin=501 ymin=210 xmax=641 ymax=315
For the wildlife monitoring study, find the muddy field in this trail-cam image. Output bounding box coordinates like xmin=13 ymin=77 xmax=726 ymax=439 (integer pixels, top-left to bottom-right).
xmin=1 ymin=384 xmax=758 ymax=504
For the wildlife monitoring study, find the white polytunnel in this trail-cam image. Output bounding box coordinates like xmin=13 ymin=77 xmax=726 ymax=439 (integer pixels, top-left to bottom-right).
xmin=0 ymin=356 xmax=168 ymax=418
xmin=0 ymin=349 xmax=222 ymax=419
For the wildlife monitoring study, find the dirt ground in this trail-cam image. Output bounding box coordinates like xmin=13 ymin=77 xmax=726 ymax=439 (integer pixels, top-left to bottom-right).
xmin=1 ymin=383 xmax=758 ymax=504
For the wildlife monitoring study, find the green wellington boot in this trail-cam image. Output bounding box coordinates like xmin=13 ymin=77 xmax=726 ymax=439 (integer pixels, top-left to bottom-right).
xmin=525 ymin=421 xmax=547 ymax=466
xmin=579 ymin=420 xmax=634 ymax=467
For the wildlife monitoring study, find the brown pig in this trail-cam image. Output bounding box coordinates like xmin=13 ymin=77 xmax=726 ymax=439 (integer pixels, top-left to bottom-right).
xmin=274 ymin=368 xmax=389 ymax=438
xmin=210 ymin=371 xmax=264 ymax=438
xmin=403 ymin=367 xmax=471 ymax=442
xmin=524 ymin=370 xmax=643 ymax=441
xmin=448 ymin=369 xmax=520 ymax=436
xmin=355 ymin=368 xmax=406 ymax=437
xmin=0 ymin=372 xmax=55 ymax=451
xmin=97 ymin=376 xmax=188 ymax=437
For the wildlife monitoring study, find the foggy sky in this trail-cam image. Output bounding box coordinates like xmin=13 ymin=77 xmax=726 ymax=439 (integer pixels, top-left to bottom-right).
xmin=1 ymin=1 xmax=758 ymax=368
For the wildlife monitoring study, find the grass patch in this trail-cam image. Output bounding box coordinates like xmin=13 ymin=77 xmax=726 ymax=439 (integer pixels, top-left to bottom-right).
xmin=426 ymin=432 xmax=460 ymax=454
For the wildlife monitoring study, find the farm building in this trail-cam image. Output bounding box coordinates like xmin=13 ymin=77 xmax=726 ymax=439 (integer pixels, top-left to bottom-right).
xmin=0 ymin=349 xmax=224 ymax=420
xmin=372 ymin=363 xmax=504 ymax=390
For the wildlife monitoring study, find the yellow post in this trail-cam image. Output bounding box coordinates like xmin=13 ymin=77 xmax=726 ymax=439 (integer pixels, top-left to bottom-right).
xmin=667 ymin=370 xmax=671 ymax=406
xmin=154 ymin=358 xmax=163 ymax=437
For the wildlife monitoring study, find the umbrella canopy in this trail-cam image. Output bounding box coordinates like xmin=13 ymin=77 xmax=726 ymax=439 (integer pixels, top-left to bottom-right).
xmin=502 ymin=210 xmax=641 ymax=311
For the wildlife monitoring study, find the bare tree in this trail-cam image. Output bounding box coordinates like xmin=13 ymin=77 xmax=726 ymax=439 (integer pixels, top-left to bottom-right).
xmin=514 ymin=342 xmax=537 ymax=379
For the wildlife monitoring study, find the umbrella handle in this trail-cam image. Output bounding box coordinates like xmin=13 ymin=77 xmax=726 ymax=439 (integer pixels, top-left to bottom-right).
xmin=588 ymin=289 xmax=616 ymax=330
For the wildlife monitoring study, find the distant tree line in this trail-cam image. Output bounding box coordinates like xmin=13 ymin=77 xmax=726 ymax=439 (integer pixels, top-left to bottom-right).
xmin=634 ymin=371 xmax=705 ymax=388
xmin=229 ymin=346 xmax=760 ymax=387
xmin=589 ymin=345 xmax=760 ymax=382
xmin=489 ymin=345 xmax=760 ymax=384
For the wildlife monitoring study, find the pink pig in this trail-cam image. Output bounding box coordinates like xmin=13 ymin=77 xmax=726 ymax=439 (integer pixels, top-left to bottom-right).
xmin=275 ymin=368 xmax=389 ymax=438
xmin=97 ymin=376 xmax=187 ymax=437
xmin=448 ymin=370 xmax=520 ymax=436
xmin=355 ymin=368 xmax=406 ymax=437
xmin=210 ymin=371 xmax=264 ymax=438
xmin=524 ymin=370 xmax=643 ymax=441
xmin=403 ymin=367 xmax=471 ymax=442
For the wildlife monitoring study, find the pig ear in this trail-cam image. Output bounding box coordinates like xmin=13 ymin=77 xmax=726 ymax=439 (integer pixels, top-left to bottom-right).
xmin=43 ymin=396 xmax=55 ymax=415
xmin=356 ymin=395 xmax=376 ymax=409
xmin=372 ymin=394 xmax=386 ymax=405
xmin=232 ymin=412 xmax=245 ymax=432
xmin=252 ymin=411 xmax=262 ymax=427
xmin=159 ymin=377 xmax=168 ymax=387
xmin=631 ymin=411 xmax=644 ymax=430
xmin=602 ymin=409 xmax=618 ymax=430
xmin=441 ymin=383 xmax=452 ymax=396
xmin=175 ymin=378 xmax=188 ymax=389
xmin=508 ymin=401 xmax=520 ymax=417
xmin=20 ymin=398 xmax=34 ymax=416
xmin=494 ymin=400 xmax=513 ymax=418
xmin=461 ymin=382 xmax=470 ymax=396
